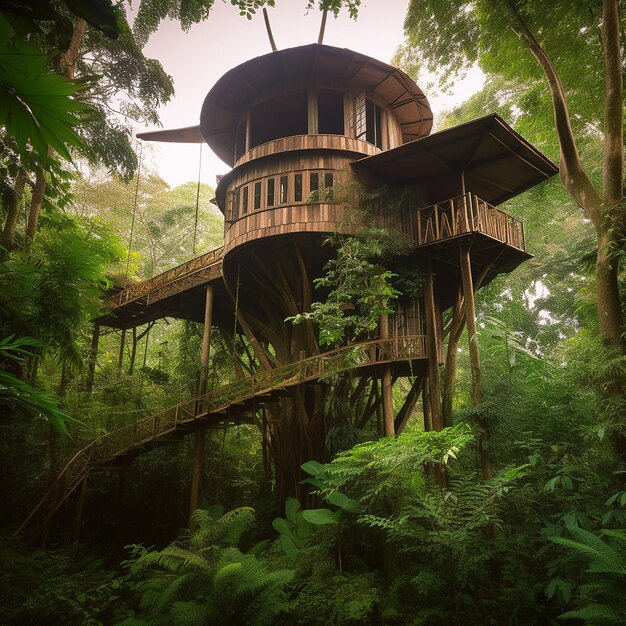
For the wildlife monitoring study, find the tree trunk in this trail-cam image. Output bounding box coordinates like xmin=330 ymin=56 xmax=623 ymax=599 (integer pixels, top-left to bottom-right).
xmin=25 ymin=165 xmax=46 ymax=248
xmin=2 ymin=171 xmax=25 ymax=253
xmin=511 ymin=0 xmax=624 ymax=348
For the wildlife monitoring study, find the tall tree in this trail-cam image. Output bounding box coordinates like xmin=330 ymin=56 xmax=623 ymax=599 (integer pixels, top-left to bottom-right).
xmin=400 ymin=0 xmax=624 ymax=348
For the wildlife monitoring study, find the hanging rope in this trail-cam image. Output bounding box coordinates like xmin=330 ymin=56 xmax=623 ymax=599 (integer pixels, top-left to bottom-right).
xmin=192 ymin=142 xmax=203 ymax=256
xmin=125 ymin=141 xmax=143 ymax=281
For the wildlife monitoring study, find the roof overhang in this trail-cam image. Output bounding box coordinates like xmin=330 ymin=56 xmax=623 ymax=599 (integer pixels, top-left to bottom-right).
xmin=136 ymin=125 xmax=203 ymax=144
xmin=351 ymin=114 xmax=558 ymax=205
xmin=201 ymin=43 xmax=433 ymax=166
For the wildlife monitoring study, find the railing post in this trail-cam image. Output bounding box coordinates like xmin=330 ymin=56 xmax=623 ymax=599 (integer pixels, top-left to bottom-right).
xmin=417 ymin=208 xmax=422 ymax=244
xmin=434 ymin=203 xmax=440 ymax=240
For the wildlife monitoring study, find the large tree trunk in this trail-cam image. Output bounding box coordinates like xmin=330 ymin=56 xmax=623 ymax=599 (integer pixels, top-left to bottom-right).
xmin=2 ymin=171 xmax=26 ymax=253
xmin=442 ymin=289 xmax=465 ymax=426
xmin=511 ymin=0 xmax=624 ymax=348
xmin=25 ymin=166 xmax=46 ymax=249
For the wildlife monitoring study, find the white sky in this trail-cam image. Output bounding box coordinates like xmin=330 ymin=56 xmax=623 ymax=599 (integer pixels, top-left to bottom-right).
xmin=137 ymin=0 xmax=484 ymax=189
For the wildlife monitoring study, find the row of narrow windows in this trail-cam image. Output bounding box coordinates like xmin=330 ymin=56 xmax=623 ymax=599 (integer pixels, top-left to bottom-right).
xmin=235 ymin=89 xmax=385 ymax=160
xmin=227 ymin=170 xmax=335 ymax=222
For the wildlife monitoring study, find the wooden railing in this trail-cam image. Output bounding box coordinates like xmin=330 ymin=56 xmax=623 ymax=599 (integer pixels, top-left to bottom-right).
xmin=17 ymin=334 xmax=426 ymax=536
xmin=415 ymin=193 xmax=525 ymax=251
xmin=105 ymin=246 xmax=224 ymax=309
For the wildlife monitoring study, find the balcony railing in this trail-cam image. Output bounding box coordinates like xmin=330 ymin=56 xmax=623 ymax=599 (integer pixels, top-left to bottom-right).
xmin=105 ymin=246 xmax=224 ymax=309
xmin=415 ymin=193 xmax=525 ymax=251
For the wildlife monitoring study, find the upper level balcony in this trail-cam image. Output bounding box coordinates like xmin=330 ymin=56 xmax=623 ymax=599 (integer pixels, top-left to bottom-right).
xmin=413 ymin=193 xmax=525 ymax=252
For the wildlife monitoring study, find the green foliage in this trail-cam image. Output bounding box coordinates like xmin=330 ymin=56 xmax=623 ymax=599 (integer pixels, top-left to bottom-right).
xmin=288 ymin=228 xmax=401 ymax=347
xmin=0 ymin=536 xmax=129 ymax=625
xmin=0 ymin=335 xmax=73 ymax=435
xmin=122 ymin=507 xmax=294 ymax=625
xmin=0 ymin=14 xmax=87 ymax=162
xmin=549 ymin=528 xmax=626 ymax=624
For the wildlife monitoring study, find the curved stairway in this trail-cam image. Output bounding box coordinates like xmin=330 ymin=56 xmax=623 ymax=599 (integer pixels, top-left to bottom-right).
xmin=18 ymin=335 xmax=426 ymax=539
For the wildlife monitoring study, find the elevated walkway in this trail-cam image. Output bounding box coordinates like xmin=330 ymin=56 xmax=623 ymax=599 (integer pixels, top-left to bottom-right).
xmin=18 ymin=335 xmax=426 ymax=539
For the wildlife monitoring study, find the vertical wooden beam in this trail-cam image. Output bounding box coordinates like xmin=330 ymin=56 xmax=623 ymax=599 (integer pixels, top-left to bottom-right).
xmin=379 ymin=315 xmax=395 ymax=437
xmin=198 ymin=285 xmax=214 ymax=398
xmin=422 ymin=377 xmax=432 ymax=431
xmin=423 ymin=261 xmax=442 ymax=430
xmin=262 ymin=8 xmax=278 ymax=52
xmin=190 ymin=285 xmax=214 ymax=532
xmin=189 ymin=425 xmax=206 ymax=531
xmin=86 ymin=323 xmax=99 ymax=392
xmin=459 ymin=242 xmax=491 ymax=480
xmin=117 ymin=328 xmax=126 ymax=373
xmin=459 ymin=243 xmax=483 ymax=404
xmin=317 ymin=9 xmax=328 ymax=44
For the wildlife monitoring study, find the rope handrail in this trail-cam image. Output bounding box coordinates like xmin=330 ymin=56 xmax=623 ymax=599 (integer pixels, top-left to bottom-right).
xmin=17 ymin=334 xmax=426 ymax=534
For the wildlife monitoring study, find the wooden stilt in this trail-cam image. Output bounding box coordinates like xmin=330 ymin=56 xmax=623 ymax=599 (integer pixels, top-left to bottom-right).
xmin=198 ymin=285 xmax=214 ymax=398
xmin=424 ymin=261 xmax=442 ymax=430
xmin=379 ymin=314 xmax=394 ymax=437
xmin=459 ymin=242 xmax=491 ymax=480
xmin=190 ymin=286 xmax=213 ymax=531
xmin=117 ymin=328 xmax=126 ymax=373
xmin=459 ymin=243 xmax=483 ymax=404
xmin=189 ymin=425 xmax=206 ymax=531
xmin=422 ymin=378 xmax=432 ymax=431
xmin=86 ymin=323 xmax=100 ymax=392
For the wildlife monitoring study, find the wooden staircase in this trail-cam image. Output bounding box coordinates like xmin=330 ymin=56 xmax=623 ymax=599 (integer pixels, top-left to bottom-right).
xmin=17 ymin=335 xmax=427 ymax=540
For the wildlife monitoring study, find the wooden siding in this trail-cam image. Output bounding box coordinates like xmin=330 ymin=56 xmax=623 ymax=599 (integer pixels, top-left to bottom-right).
xmin=235 ymin=133 xmax=380 ymax=167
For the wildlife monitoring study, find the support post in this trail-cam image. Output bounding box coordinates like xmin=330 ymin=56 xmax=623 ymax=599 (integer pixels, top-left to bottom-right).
xmin=459 ymin=243 xmax=483 ymax=404
xmin=117 ymin=328 xmax=126 ymax=373
xmin=189 ymin=425 xmax=206 ymax=531
xmin=198 ymin=285 xmax=214 ymax=398
xmin=190 ymin=285 xmax=214 ymax=531
xmin=424 ymin=261 xmax=442 ymax=430
xmin=379 ymin=314 xmax=394 ymax=437
xmin=86 ymin=323 xmax=99 ymax=392
xmin=459 ymin=242 xmax=491 ymax=480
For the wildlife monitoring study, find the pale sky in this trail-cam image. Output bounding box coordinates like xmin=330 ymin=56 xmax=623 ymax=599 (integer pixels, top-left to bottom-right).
xmin=137 ymin=1 xmax=484 ymax=189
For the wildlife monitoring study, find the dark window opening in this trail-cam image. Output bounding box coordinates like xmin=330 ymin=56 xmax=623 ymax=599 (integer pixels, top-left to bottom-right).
xmin=356 ymin=94 xmax=383 ymax=148
xmin=242 ymin=186 xmax=249 ymax=215
xmin=267 ymin=178 xmax=275 ymax=207
xmin=231 ymin=189 xmax=240 ymax=221
xmin=280 ymin=176 xmax=288 ymax=204
xmin=294 ymin=174 xmax=303 ymax=202
xmin=249 ymin=89 xmax=308 ymax=148
xmin=235 ymin=120 xmax=246 ymax=161
xmin=318 ymin=89 xmax=344 ymax=135
xmin=308 ymin=173 xmax=319 ymax=201
xmin=254 ymin=181 xmax=261 ymax=210
xmin=324 ymin=172 xmax=334 ymax=201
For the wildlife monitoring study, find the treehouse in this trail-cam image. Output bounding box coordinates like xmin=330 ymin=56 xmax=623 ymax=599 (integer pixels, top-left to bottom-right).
xmin=22 ymin=42 xmax=557 ymax=542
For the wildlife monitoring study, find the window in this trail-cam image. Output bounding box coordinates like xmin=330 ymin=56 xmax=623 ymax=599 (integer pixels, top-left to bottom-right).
xmin=294 ymin=174 xmax=302 ymax=202
xmin=318 ymin=89 xmax=344 ymax=134
xmin=355 ymin=93 xmax=383 ymax=148
xmin=267 ymin=178 xmax=275 ymax=207
xmin=324 ymin=172 xmax=334 ymax=201
xmin=254 ymin=181 xmax=261 ymax=210
xmin=280 ymin=176 xmax=288 ymax=204
xmin=231 ymin=189 xmax=240 ymax=221
xmin=308 ymin=173 xmax=319 ymax=202
xmin=249 ymin=89 xmax=308 ymax=148
xmin=242 ymin=186 xmax=249 ymax=215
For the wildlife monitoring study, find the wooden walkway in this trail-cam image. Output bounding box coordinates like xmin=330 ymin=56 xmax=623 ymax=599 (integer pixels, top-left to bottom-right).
xmin=18 ymin=335 xmax=426 ymax=537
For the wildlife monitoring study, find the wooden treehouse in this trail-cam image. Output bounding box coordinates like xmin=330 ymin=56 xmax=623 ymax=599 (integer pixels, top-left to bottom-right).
xmin=21 ymin=42 xmax=557 ymax=541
